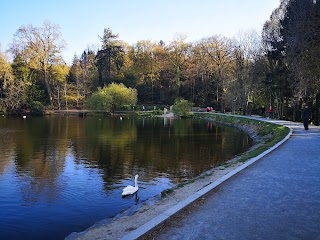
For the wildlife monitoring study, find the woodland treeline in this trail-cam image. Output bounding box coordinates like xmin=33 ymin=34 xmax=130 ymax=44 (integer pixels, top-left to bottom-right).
xmin=0 ymin=0 xmax=319 ymax=124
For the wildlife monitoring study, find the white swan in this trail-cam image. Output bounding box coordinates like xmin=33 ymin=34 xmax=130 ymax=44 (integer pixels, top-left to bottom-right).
xmin=122 ymin=174 xmax=139 ymax=196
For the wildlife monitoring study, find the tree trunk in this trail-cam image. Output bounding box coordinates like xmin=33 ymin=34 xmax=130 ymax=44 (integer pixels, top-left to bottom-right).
xmin=284 ymin=97 xmax=289 ymax=120
xmin=57 ymin=87 xmax=60 ymax=110
xmin=44 ymin=68 xmax=53 ymax=106
xmin=314 ymin=93 xmax=320 ymax=126
xmin=64 ymin=83 xmax=68 ymax=111
xmin=293 ymin=98 xmax=303 ymax=122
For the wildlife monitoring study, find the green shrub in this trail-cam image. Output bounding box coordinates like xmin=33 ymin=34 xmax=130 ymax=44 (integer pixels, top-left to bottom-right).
xmin=85 ymin=89 xmax=112 ymax=111
xmin=173 ymin=98 xmax=193 ymax=117
xmin=85 ymin=83 xmax=137 ymax=112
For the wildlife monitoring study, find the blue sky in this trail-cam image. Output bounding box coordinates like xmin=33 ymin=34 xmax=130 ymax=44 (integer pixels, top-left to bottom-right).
xmin=1 ymin=0 xmax=280 ymax=64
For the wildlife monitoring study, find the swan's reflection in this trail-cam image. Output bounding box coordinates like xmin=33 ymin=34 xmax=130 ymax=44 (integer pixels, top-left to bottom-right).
xmin=122 ymin=191 xmax=140 ymax=204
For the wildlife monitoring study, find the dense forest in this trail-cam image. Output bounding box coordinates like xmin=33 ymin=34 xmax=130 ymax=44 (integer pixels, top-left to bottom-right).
xmin=0 ymin=0 xmax=319 ymax=124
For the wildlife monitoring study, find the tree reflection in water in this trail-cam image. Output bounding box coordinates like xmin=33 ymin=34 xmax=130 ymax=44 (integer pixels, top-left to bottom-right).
xmin=0 ymin=115 xmax=252 ymax=240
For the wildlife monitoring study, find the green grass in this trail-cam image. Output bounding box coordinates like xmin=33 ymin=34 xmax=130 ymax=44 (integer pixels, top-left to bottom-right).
xmin=161 ymin=188 xmax=174 ymax=198
xmin=135 ymin=110 xmax=164 ymax=117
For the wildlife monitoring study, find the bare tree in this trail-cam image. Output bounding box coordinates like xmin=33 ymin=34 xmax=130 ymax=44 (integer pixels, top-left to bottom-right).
xmin=232 ymin=30 xmax=264 ymax=115
xmin=167 ymin=34 xmax=190 ymax=92
xmin=10 ymin=21 xmax=66 ymax=106
xmin=203 ymin=36 xmax=234 ymax=112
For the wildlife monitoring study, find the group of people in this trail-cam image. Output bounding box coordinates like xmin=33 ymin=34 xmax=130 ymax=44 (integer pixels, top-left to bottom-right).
xmin=260 ymin=105 xmax=273 ymax=119
xmin=261 ymin=104 xmax=311 ymax=130
xmin=206 ymin=106 xmax=213 ymax=112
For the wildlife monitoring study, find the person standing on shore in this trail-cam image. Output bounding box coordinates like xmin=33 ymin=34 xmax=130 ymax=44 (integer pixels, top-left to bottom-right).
xmin=261 ymin=105 xmax=266 ymax=118
xmin=302 ymin=105 xmax=311 ymax=130
xmin=268 ymin=105 xmax=273 ymax=119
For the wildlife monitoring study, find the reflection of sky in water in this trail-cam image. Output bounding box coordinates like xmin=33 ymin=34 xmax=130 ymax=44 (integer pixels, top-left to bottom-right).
xmin=0 ymin=116 xmax=251 ymax=240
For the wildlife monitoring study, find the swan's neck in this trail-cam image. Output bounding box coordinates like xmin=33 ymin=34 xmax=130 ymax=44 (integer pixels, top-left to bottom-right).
xmin=134 ymin=176 xmax=138 ymax=188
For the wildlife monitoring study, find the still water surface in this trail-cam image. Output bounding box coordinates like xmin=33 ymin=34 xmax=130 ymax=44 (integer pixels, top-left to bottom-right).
xmin=0 ymin=115 xmax=252 ymax=239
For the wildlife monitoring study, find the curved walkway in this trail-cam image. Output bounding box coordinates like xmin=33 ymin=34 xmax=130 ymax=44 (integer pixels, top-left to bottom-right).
xmin=151 ymin=119 xmax=320 ymax=240
xmin=121 ymin=118 xmax=320 ymax=240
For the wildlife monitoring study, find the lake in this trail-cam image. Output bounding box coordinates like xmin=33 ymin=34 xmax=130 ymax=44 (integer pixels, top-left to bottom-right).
xmin=0 ymin=115 xmax=252 ymax=239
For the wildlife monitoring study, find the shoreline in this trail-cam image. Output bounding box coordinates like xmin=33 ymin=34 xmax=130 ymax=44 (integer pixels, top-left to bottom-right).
xmin=66 ymin=161 xmax=252 ymax=240
xmin=66 ymin=114 xmax=290 ymax=240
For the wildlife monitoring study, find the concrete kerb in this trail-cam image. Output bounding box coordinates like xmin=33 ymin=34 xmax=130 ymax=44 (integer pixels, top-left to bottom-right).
xmin=121 ymin=118 xmax=293 ymax=240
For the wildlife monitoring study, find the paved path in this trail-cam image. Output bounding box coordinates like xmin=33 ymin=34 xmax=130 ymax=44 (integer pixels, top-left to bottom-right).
xmin=154 ymin=119 xmax=320 ymax=240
